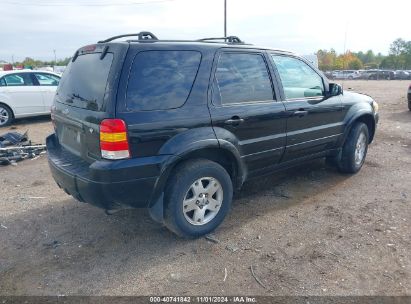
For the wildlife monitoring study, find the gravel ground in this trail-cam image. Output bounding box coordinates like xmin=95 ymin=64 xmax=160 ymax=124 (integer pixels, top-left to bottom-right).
xmin=0 ymin=80 xmax=410 ymax=296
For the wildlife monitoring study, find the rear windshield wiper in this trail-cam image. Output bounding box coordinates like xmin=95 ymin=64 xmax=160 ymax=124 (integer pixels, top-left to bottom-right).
xmin=70 ymin=93 xmax=96 ymax=104
xmin=70 ymin=93 xmax=98 ymax=111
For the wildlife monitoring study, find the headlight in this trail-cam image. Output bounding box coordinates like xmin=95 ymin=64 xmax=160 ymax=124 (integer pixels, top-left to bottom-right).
xmin=372 ymin=100 xmax=379 ymax=113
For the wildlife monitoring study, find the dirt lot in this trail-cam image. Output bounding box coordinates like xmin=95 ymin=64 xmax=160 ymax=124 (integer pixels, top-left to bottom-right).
xmin=0 ymin=80 xmax=410 ymax=296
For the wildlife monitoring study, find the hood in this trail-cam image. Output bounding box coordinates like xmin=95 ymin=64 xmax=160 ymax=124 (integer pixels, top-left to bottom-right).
xmin=343 ymin=90 xmax=374 ymax=103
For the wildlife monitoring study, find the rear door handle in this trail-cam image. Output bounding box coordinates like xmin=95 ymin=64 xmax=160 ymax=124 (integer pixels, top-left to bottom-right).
xmin=224 ymin=117 xmax=244 ymax=126
xmin=292 ymin=110 xmax=308 ymax=117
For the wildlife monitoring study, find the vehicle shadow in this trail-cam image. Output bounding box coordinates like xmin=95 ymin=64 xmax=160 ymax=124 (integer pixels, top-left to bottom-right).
xmin=0 ymin=159 xmax=350 ymax=295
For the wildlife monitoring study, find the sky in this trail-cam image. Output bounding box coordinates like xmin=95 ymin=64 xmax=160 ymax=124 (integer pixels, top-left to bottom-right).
xmin=0 ymin=0 xmax=410 ymax=62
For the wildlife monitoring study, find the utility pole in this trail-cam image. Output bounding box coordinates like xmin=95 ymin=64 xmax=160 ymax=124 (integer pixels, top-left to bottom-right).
xmin=224 ymin=0 xmax=227 ymax=37
xmin=53 ymin=49 xmax=57 ymax=67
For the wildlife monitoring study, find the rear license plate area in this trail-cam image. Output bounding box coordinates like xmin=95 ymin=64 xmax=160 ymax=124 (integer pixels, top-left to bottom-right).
xmin=61 ymin=125 xmax=82 ymax=156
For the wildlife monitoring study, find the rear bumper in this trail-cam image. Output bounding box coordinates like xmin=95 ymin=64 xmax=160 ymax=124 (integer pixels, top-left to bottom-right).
xmin=46 ymin=134 xmax=169 ymax=210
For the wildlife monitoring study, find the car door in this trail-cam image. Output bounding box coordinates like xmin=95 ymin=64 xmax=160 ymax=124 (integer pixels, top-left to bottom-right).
xmin=33 ymin=72 xmax=60 ymax=112
xmin=270 ymin=54 xmax=344 ymax=161
xmin=209 ymin=50 xmax=287 ymax=174
xmin=1 ymin=73 xmax=44 ymax=115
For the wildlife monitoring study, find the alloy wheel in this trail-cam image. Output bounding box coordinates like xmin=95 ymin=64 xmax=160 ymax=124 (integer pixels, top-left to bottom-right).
xmin=182 ymin=177 xmax=223 ymax=226
xmin=0 ymin=106 xmax=10 ymax=126
xmin=354 ymin=132 xmax=367 ymax=166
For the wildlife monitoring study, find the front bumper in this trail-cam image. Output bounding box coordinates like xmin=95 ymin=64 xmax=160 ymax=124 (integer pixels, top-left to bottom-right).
xmin=47 ymin=134 xmax=169 ymax=210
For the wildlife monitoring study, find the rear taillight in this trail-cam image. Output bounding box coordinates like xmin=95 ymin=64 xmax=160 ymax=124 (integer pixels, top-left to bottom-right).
xmin=100 ymin=119 xmax=130 ymax=160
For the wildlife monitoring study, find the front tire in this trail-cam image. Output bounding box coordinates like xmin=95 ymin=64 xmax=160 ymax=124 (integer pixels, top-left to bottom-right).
xmin=408 ymin=101 xmax=411 ymax=111
xmin=164 ymin=159 xmax=233 ymax=238
xmin=337 ymin=122 xmax=369 ymax=174
xmin=0 ymin=104 xmax=13 ymax=127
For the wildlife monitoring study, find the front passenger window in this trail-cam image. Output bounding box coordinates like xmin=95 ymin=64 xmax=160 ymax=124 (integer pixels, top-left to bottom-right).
xmin=271 ymin=55 xmax=324 ymax=100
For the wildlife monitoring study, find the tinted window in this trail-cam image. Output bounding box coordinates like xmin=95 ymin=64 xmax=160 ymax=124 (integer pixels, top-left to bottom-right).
xmin=0 ymin=78 xmax=5 ymax=86
xmin=3 ymin=73 xmax=34 ymax=86
xmin=271 ymin=55 xmax=324 ymax=99
xmin=214 ymin=53 xmax=273 ymax=104
xmin=34 ymin=73 xmax=60 ymax=86
xmin=126 ymin=51 xmax=201 ymax=111
xmin=57 ymin=53 xmax=113 ymax=111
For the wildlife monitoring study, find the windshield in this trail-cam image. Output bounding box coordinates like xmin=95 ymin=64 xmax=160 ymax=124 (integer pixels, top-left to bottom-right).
xmin=56 ymin=53 xmax=113 ymax=111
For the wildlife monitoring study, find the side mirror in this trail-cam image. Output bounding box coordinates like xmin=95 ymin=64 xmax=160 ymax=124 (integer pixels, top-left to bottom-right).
xmin=328 ymin=83 xmax=343 ymax=97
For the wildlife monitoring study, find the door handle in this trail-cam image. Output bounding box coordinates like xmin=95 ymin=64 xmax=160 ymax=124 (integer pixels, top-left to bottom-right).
xmin=292 ymin=110 xmax=308 ymax=117
xmin=224 ymin=116 xmax=244 ymax=126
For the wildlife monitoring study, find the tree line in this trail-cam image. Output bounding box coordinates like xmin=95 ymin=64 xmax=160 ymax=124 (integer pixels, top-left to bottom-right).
xmin=317 ymin=38 xmax=411 ymax=71
xmin=5 ymin=37 xmax=411 ymax=71
xmin=11 ymin=57 xmax=72 ymax=67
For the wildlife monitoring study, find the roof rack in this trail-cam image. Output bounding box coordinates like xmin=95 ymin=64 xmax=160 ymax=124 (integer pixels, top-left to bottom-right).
xmin=97 ymin=32 xmax=246 ymax=45
xmin=197 ymin=36 xmax=244 ymax=44
xmin=98 ymin=31 xmax=158 ymax=43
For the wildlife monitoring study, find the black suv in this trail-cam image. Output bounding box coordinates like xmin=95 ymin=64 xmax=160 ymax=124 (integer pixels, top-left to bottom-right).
xmin=47 ymin=32 xmax=379 ymax=237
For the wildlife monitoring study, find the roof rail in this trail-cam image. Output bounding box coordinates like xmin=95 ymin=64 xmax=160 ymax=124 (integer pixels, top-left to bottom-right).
xmin=198 ymin=36 xmax=244 ymax=44
xmin=98 ymin=31 xmax=158 ymax=43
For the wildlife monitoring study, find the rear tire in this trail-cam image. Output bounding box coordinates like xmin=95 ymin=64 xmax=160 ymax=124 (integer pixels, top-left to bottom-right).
xmin=164 ymin=159 xmax=233 ymax=238
xmin=408 ymin=101 xmax=411 ymax=111
xmin=337 ymin=122 xmax=369 ymax=174
xmin=0 ymin=104 xmax=13 ymax=127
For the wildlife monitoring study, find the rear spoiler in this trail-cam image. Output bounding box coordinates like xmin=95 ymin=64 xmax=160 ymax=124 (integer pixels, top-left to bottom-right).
xmin=72 ymin=44 xmax=109 ymax=62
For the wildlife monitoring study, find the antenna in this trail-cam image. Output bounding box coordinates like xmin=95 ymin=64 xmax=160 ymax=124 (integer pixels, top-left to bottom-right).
xmin=342 ymin=21 xmax=349 ymax=90
xmin=224 ymin=0 xmax=227 ymax=37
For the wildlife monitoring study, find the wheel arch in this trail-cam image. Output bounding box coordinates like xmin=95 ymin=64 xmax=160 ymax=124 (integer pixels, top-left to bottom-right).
xmin=355 ymin=114 xmax=376 ymax=143
xmin=173 ymin=147 xmax=244 ymax=188
xmin=0 ymin=101 xmax=14 ymax=118
xmin=154 ymin=145 xmax=245 ymax=203
xmin=147 ymin=145 xmax=245 ymax=223
xmin=343 ymin=112 xmax=376 ymax=145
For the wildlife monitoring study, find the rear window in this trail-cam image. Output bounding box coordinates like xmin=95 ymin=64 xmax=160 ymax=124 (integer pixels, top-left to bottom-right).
xmin=56 ymin=53 xmax=113 ymax=111
xmin=126 ymin=50 xmax=201 ymax=111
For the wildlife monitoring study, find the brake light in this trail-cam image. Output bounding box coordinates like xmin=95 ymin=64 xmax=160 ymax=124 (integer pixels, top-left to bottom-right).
xmin=82 ymin=44 xmax=96 ymax=52
xmin=100 ymin=119 xmax=130 ymax=160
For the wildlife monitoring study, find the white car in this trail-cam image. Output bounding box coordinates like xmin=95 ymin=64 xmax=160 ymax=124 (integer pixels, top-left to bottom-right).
xmin=0 ymin=70 xmax=61 ymax=126
xmin=332 ymin=70 xmax=362 ymax=80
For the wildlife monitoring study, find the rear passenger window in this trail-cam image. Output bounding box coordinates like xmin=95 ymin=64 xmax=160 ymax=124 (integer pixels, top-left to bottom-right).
xmin=34 ymin=73 xmax=60 ymax=86
xmin=126 ymin=51 xmax=201 ymax=111
xmin=0 ymin=78 xmax=5 ymax=86
xmin=214 ymin=53 xmax=274 ymax=105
